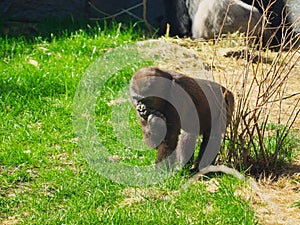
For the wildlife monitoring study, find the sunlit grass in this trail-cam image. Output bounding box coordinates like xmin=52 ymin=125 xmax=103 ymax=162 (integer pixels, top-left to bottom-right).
xmin=0 ymin=23 xmax=257 ymax=224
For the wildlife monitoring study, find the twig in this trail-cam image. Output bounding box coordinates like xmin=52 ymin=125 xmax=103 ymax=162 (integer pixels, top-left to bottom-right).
xmin=122 ymin=9 xmax=143 ymax=21
xmin=88 ymin=1 xmax=154 ymax=33
xmin=143 ymin=0 xmax=153 ymax=33
xmin=268 ymin=92 xmax=300 ymax=103
xmin=89 ymin=3 xmax=143 ymax=21
xmin=88 ymin=1 xmax=110 ymax=16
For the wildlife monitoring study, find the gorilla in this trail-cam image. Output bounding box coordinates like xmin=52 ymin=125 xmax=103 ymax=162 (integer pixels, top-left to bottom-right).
xmin=163 ymin=0 xmax=298 ymax=48
xmin=191 ymin=0 xmax=266 ymax=41
xmin=130 ymin=67 xmax=234 ymax=170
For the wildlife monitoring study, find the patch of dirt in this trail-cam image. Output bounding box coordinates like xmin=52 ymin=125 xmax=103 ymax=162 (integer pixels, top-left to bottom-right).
xmin=120 ymin=187 xmax=168 ymax=206
xmin=251 ymin=174 xmax=300 ymax=224
xmin=0 ymin=218 xmax=19 ymax=225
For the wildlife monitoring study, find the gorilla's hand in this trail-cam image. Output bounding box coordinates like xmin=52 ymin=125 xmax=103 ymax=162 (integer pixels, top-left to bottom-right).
xmin=136 ymin=102 xmax=149 ymax=119
xmin=136 ymin=101 xmax=166 ymax=120
xmin=145 ymin=113 xmax=167 ymax=148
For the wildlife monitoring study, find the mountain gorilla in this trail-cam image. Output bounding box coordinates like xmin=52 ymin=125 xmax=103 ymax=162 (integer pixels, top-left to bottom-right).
xmin=130 ymin=67 xmax=234 ymax=171
xmin=162 ymin=0 xmax=295 ymax=48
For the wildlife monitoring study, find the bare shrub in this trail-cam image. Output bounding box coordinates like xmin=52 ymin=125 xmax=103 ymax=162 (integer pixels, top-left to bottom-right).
xmin=215 ymin=1 xmax=300 ymax=174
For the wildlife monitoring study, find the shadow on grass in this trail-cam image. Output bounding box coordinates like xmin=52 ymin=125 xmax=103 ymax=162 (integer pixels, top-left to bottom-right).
xmin=0 ymin=16 xmax=152 ymax=40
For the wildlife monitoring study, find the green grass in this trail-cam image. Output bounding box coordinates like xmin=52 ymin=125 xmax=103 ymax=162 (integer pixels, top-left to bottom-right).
xmin=1 ymin=23 xmax=257 ymax=224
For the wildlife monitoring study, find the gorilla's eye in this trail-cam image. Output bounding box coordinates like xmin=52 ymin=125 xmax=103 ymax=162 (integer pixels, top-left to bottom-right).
xmin=140 ymin=97 xmax=155 ymax=106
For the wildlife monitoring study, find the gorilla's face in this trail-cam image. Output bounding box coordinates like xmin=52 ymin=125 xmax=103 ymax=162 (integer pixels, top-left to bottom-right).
xmin=137 ymin=97 xmax=167 ymax=118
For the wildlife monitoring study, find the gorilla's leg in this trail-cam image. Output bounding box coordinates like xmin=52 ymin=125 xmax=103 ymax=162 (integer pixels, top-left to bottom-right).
xmin=194 ymin=130 xmax=211 ymax=171
xmin=175 ymin=130 xmax=198 ymax=167
xmin=155 ymin=117 xmax=181 ymax=168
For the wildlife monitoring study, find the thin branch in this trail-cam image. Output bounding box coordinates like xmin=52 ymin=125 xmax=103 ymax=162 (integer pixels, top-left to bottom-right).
xmin=143 ymin=0 xmax=153 ymax=33
xmin=89 ymin=3 xmax=143 ymax=21
xmin=268 ymin=92 xmax=300 ymax=103
xmin=88 ymin=1 xmax=110 ymax=16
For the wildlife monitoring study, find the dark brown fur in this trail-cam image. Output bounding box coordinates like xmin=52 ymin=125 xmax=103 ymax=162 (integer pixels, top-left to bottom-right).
xmin=130 ymin=67 xmax=234 ymax=170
